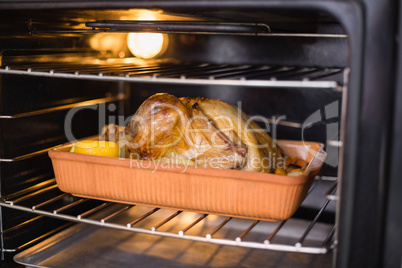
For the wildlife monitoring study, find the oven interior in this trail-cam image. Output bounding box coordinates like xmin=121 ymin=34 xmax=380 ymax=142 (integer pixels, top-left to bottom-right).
xmin=0 ymin=6 xmax=348 ymax=267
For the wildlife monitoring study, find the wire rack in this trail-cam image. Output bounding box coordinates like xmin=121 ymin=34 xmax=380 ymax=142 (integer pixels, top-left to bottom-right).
xmin=0 ymin=60 xmax=343 ymax=90
xmin=0 ymin=177 xmax=337 ymax=255
xmin=0 ymin=57 xmax=340 ymax=256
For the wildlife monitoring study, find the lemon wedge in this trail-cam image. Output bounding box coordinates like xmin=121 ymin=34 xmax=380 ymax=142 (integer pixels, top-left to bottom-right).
xmin=70 ymin=140 xmax=119 ymax=157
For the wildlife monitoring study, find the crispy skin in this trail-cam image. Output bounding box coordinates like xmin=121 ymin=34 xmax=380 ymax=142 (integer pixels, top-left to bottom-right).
xmin=124 ymin=93 xmax=285 ymax=172
xmin=180 ymin=96 xmax=284 ymax=172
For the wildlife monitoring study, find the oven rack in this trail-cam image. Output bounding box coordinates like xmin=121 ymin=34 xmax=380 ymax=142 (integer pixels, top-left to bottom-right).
xmin=0 ymin=61 xmax=343 ymax=90
xmin=0 ymin=177 xmax=337 ymax=255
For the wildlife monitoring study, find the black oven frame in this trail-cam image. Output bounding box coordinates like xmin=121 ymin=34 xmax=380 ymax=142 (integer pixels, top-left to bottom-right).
xmin=0 ymin=0 xmax=400 ymax=267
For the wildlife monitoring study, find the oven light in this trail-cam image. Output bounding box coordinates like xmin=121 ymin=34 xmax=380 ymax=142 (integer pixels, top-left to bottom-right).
xmin=89 ymin=33 xmax=126 ymax=56
xmin=126 ymin=12 xmax=168 ymax=59
xmin=127 ymin=32 xmax=165 ymax=59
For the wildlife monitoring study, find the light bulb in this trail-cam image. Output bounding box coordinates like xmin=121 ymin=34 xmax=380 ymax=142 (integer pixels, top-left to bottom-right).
xmin=127 ymin=32 xmax=165 ymax=59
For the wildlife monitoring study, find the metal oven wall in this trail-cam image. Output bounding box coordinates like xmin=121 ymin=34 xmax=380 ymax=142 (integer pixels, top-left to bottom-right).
xmin=0 ymin=1 xmax=399 ymax=267
xmin=334 ymin=0 xmax=398 ymax=267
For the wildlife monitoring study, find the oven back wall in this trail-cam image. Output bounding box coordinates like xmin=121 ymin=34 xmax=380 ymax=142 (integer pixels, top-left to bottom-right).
xmin=162 ymin=34 xmax=347 ymax=68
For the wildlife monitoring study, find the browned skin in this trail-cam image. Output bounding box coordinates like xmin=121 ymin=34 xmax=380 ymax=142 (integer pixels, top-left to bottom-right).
xmin=126 ymin=93 xmax=191 ymax=160
xmin=124 ymin=93 xmax=285 ymax=172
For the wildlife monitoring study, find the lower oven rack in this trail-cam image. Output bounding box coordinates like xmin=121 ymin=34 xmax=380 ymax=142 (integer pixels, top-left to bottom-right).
xmin=0 ymin=177 xmax=337 ymax=255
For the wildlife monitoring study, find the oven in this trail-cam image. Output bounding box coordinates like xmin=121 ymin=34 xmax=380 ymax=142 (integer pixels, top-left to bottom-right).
xmin=0 ymin=1 xmax=400 ymax=267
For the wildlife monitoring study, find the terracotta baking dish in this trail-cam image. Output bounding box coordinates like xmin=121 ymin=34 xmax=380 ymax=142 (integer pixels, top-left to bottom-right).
xmin=49 ymin=140 xmax=326 ymax=221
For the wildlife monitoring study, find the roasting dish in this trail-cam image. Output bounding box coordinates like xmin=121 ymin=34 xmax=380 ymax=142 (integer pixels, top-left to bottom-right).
xmin=49 ymin=139 xmax=326 ymax=221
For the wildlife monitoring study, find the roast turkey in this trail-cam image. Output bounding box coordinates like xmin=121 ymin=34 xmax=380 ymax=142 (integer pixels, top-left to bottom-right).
xmin=104 ymin=93 xmax=286 ymax=173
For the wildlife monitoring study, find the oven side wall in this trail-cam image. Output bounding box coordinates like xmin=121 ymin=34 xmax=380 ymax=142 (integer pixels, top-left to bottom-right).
xmin=335 ymin=0 xmax=398 ymax=267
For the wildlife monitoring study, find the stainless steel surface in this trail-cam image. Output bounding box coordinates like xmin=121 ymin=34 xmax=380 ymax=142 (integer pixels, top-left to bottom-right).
xmin=0 ymin=145 xmax=63 ymax=162
xmin=30 ymin=30 xmax=348 ymax=38
xmin=26 ymin=16 xmax=348 ymax=37
xmin=325 ymin=183 xmax=339 ymax=201
xmin=13 ymin=205 xmax=334 ymax=268
xmin=327 ymin=140 xmax=343 ymax=147
xmin=10 ymin=185 xmax=58 ymax=205
xmin=0 ymin=177 xmax=336 ymax=255
xmin=0 ymin=15 xmax=342 ymax=261
xmin=30 ymin=18 xmax=347 ymax=37
xmin=296 ymin=198 xmax=332 ymax=248
xmin=0 ymin=63 xmax=342 ymax=90
xmin=85 ymin=20 xmax=271 ymax=34
xmin=0 ymin=95 xmax=124 ymax=119
xmin=0 ymin=94 xmax=125 ymax=162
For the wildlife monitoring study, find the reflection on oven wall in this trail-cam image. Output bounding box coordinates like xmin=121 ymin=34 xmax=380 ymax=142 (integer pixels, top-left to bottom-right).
xmin=161 ymin=34 xmax=347 ymax=67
